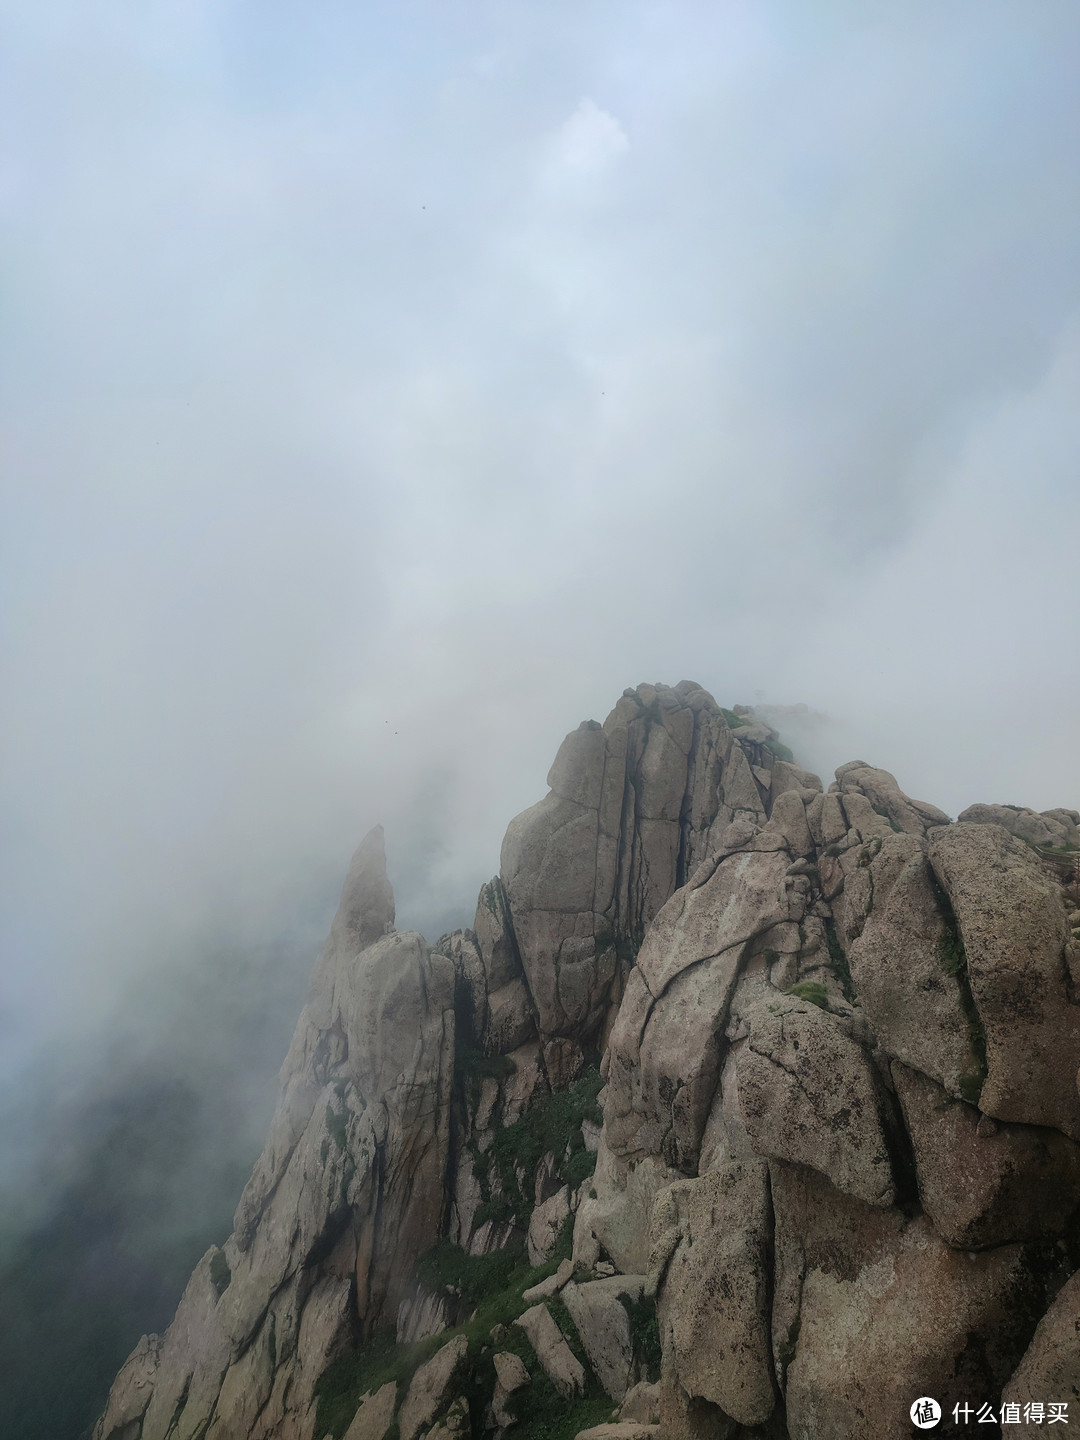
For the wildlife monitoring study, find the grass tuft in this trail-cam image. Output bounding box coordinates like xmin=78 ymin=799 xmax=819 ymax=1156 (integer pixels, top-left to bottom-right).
xmin=786 ymin=981 xmax=830 ymax=1011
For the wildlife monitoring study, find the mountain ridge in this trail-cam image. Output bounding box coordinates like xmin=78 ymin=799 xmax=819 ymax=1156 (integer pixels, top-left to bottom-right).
xmin=93 ymin=681 xmax=1080 ymax=1440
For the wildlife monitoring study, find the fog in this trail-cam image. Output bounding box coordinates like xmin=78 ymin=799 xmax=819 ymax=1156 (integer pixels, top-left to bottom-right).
xmin=3 ymin=0 xmax=1079 ymax=1257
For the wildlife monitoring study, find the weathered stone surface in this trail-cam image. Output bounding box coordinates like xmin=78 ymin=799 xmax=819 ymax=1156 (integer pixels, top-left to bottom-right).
xmin=396 ymin=1283 xmax=452 ymax=1345
xmin=656 ymin=1382 xmax=737 ymax=1440
xmin=618 ymin=1380 xmax=660 ymax=1425
xmin=100 ymin=833 xmax=457 ymax=1440
xmin=500 ymin=684 xmax=769 ymax=1047
xmin=342 ymin=1383 xmax=398 ymax=1440
xmin=329 ymin=825 xmax=396 ymax=952
xmin=474 ymin=877 xmax=521 ymax=992
xmin=523 ymin=1257 xmax=574 ymax=1304
xmin=1001 ymin=1270 xmax=1080 ymax=1431
xmin=1043 ymin=807 xmax=1080 ymax=847
xmin=500 ymin=719 xmax=624 ymax=1041
xmin=605 ymin=847 xmax=796 ymax=1170
xmin=93 ymin=1333 xmax=161 ymax=1440
xmin=847 ymin=850 xmax=976 ymax=1099
xmin=493 ymin=1349 xmax=530 ymax=1392
xmin=737 ymin=995 xmax=895 ymax=1207
xmin=485 ymin=978 xmax=536 ymax=1054
xmin=655 ymin=1159 xmax=774 ymax=1427
xmin=399 ymin=1336 xmax=469 ymax=1440
xmin=289 ymin=1275 xmax=355 ymax=1416
xmin=543 ymin=1036 xmax=586 ymax=1090
xmin=438 ymin=929 xmax=487 ymax=1048
xmin=959 ymin=802 xmax=1076 ymax=849
xmin=490 ymin=1351 xmax=530 ymax=1428
xmin=769 ymin=760 xmax=823 ymax=799
xmin=835 ymin=761 xmax=947 ymax=836
xmin=893 ymin=1062 xmax=1080 ymax=1249
xmin=420 ymin=1395 xmax=469 ymax=1440
xmin=94 ymin=685 xmax=1080 ymax=1440
xmin=772 ymin=1163 xmax=1043 ymax=1440
xmin=929 ymin=823 xmax=1080 ymax=1138
xmin=574 ymin=1135 xmax=679 ymax=1277
xmin=499 ymin=1041 xmax=548 ymax=1126
xmin=527 ymin=1185 xmax=571 ymax=1266
xmin=764 ymin=789 xmax=815 ymax=857
xmin=580 ymin=840 xmax=802 ymax=1278
xmin=572 ymin=1426 xmax=661 ymax=1440
xmin=137 ymin=1249 xmax=233 ymax=1440
xmin=562 ymin=1274 xmax=646 ymax=1403
xmin=514 ymin=1304 xmax=586 ymax=1399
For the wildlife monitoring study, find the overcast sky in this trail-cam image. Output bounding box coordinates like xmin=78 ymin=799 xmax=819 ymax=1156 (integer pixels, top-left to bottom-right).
xmin=3 ymin=1 xmax=1080 ymax=1126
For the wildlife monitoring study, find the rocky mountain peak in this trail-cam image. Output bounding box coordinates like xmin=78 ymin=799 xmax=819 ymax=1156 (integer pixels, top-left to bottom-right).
xmin=329 ymin=824 xmax=396 ymax=952
xmin=94 ymin=682 xmax=1080 ymax=1440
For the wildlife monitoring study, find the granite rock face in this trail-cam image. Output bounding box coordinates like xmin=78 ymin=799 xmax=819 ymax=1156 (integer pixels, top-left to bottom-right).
xmin=500 ymin=683 xmax=784 ymax=1048
xmin=95 ymin=686 xmax=1080 ymax=1440
xmin=96 ymin=828 xmax=457 ymax=1440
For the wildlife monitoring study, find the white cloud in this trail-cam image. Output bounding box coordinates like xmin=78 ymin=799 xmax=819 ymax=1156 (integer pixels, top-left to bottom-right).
xmin=550 ymin=97 xmax=629 ymax=173
xmin=3 ymin=0 xmax=1080 ymax=1208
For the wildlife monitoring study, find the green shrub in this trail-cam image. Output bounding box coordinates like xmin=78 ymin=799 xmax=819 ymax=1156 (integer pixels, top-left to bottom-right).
xmin=720 ymin=708 xmax=748 ymax=728
xmin=316 ymin=1219 xmax=588 ymax=1437
xmin=824 ymin=920 xmax=855 ymax=1003
xmin=786 ymin=981 xmax=830 ymax=1011
xmin=414 ymin=1239 xmax=521 ymax=1306
xmin=508 ymin=1370 xmax=613 ymax=1440
xmin=456 ymin=1045 xmax=517 ymax=1082
xmin=620 ymin=1292 xmax=662 ymax=1382
xmin=488 ymin=1069 xmax=604 ymax=1225
xmin=562 ymin=1146 xmax=598 ymax=1191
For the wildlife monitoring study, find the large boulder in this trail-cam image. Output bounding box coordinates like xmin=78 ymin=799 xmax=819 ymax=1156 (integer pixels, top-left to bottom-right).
xmin=772 ymin=1163 xmax=1044 ymax=1440
xmin=604 ymin=845 xmax=797 ymax=1172
xmin=929 ymin=823 xmax=1080 ymax=1138
xmin=846 ymin=849 xmax=977 ymax=1100
xmin=527 ymin=1186 xmax=571 ymax=1266
xmin=398 ymin=1336 xmax=469 ymax=1440
xmin=834 ymin=761 xmax=949 ymax=837
xmin=1001 ymin=1270 xmax=1080 ymax=1432
xmin=500 ymin=719 xmax=626 ymax=1041
xmin=490 ymin=1352 xmax=530 ymax=1429
xmin=959 ymin=802 xmax=1078 ymax=850
xmin=562 ymin=1274 xmax=647 ymax=1404
xmin=343 ymin=1383 xmax=398 ymax=1440
xmin=893 ymin=1062 xmax=1080 ymax=1249
xmin=514 ymin=1304 xmax=586 ymax=1399
xmin=736 ymin=995 xmax=896 ymax=1207
xmin=92 ymin=1334 xmax=161 ymax=1440
xmin=655 ymin=1159 xmax=775 ymax=1428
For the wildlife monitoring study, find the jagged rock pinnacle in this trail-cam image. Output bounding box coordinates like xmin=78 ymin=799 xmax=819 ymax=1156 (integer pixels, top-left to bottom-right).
xmin=330 ymin=823 xmax=395 ymax=953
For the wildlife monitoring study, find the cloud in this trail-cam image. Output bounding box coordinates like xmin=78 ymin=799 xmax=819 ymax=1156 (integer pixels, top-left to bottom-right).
xmin=550 ymin=97 xmax=629 ymax=174
xmin=2 ymin=0 xmax=1080 ymax=1235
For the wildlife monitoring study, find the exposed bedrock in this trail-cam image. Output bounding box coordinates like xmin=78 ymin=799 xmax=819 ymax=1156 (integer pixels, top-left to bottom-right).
xmin=93 ymin=685 xmax=1080 ymax=1440
xmin=498 ymin=682 xmax=794 ymax=1047
xmin=96 ymin=829 xmax=457 ymax=1440
xmin=928 ymin=821 xmax=1080 ymax=1138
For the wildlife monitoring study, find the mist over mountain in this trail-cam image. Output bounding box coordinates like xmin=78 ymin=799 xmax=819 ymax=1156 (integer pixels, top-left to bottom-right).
xmin=84 ymin=683 xmax=1080 ymax=1440
xmin=3 ymin=3 xmax=1080 ymax=1438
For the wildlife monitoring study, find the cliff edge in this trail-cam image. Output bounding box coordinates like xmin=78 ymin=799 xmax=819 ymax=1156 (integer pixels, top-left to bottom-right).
xmin=94 ymin=683 xmax=1080 ymax=1440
